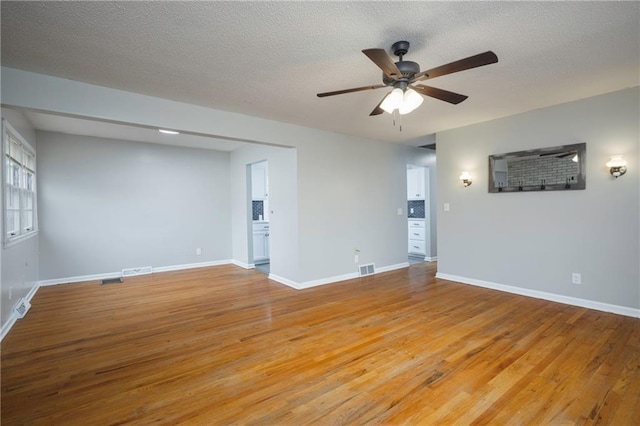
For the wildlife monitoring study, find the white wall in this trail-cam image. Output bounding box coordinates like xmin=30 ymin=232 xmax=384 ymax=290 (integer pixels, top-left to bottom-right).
xmin=1 ymin=107 xmax=39 ymax=331
xmin=36 ymin=131 xmax=232 ymax=279
xmin=436 ymin=87 xmax=639 ymax=310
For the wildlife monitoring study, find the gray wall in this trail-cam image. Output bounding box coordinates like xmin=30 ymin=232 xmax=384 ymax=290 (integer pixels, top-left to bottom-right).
xmin=1 ymin=107 xmax=39 ymax=330
xmin=295 ymin=137 xmax=410 ymax=283
xmin=37 ymin=132 xmax=232 ymax=280
xmin=436 ymin=87 xmax=639 ymax=309
xmin=230 ymin=144 xmax=299 ymax=281
xmin=3 ymin=68 xmax=435 ymax=287
xmin=230 ymin=131 xmax=432 ymax=286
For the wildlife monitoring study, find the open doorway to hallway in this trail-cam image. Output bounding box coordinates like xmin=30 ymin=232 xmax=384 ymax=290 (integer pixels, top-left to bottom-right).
xmin=407 ymin=164 xmax=430 ymax=264
xmin=248 ymin=160 xmax=270 ymax=274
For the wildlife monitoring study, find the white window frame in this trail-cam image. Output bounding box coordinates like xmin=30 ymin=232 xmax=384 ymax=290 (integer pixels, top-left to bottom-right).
xmin=3 ymin=118 xmax=38 ymax=247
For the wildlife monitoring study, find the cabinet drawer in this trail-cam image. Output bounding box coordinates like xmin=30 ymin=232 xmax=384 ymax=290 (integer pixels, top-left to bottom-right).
xmin=252 ymin=223 xmax=270 ymax=231
xmin=408 ymin=220 xmax=425 ymax=228
xmin=408 ymin=240 xmax=426 ymax=255
xmin=408 ymin=227 xmax=425 ymax=241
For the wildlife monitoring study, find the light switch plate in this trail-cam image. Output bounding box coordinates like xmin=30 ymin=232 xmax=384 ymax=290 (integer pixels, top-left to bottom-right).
xmin=397 ymin=208 xmax=403 ymax=215
xmin=572 ymin=272 xmax=581 ymax=284
xmin=444 ymin=203 xmax=450 ymax=212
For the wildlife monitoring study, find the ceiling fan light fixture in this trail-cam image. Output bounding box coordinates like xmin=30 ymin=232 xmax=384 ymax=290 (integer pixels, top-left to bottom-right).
xmin=399 ymin=88 xmax=424 ymax=115
xmin=159 ymin=129 xmax=180 ymax=135
xmin=380 ymin=88 xmax=404 ymax=114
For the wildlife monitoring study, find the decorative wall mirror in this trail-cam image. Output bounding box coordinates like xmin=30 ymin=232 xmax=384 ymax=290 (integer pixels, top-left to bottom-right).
xmin=488 ymin=143 xmax=586 ymax=193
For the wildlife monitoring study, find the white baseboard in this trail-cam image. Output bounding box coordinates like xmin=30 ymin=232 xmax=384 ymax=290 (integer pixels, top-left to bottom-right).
xmin=435 ymin=272 xmax=640 ymax=318
xmin=1 ymin=282 xmax=40 ymax=342
xmin=231 ymin=259 xmax=255 ymax=269
xmin=39 ymin=271 xmax=122 ymax=287
xmin=153 ymin=260 xmax=232 ymax=273
xmin=298 ymin=272 xmax=359 ymax=290
xmin=377 ymin=262 xmax=410 ymax=273
xmin=268 ymin=273 xmax=301 ymax=290
xmin=1 ymin=315 xmax=18 ymax=342
xmin=425 ymin=256 xmax=437 ymax=262
xmin=269 ymin=262 xmax=411 ymax=291
xmin=39 ymin=260 xmax=235 ymax=287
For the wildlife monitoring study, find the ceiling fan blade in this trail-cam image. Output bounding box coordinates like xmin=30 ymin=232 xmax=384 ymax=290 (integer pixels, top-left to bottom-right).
xmin=317 ymin=83 xmax=385 ymax=98
xmin=369 ymin=92 xmax=390 ymax=116
xmin=412 ymin=51 xmax=498 ymax=82
xmin=362 ymin=48 xmax=403 ymax=80
xmin=412 ymin=85 xmax=468 ymax=105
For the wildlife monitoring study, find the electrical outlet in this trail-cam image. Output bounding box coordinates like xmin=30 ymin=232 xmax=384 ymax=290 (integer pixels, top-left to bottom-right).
xmin=397 ymin=208 xmax=403 ymax=215
xmin=354 ymin=254 xmax=359 ymax=264
xmin=196 ymin=248 xmax=202 ymax=256
xmin=572 ymin=272 xmax=581 ymax=285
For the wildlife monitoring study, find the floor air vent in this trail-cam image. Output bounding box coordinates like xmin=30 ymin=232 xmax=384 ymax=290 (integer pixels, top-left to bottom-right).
xmin=122 ymin=266 xmax=152 ymax=277
xmin=100 ymin=277 xmax=124 ymax=285
xmin=14 ymin=298 xmax=31 ymax=319
xmin=359 ymin=263 xmax=375 ymax=277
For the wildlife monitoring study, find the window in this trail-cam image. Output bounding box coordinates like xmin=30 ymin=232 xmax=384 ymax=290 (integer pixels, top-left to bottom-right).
xmin=3 ymin=118 xmax=37 ymax=245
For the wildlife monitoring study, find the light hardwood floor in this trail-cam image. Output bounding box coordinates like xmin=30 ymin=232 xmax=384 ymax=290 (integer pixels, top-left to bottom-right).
xmin=2 ymin=263 xmax=639 ymax=425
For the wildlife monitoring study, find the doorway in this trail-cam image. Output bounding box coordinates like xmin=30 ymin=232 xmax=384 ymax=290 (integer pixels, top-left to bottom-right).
xmin=407 ymin=164 xmax=430 ymax=264
xmin=249 ymin=161 xmax=270 ymax=274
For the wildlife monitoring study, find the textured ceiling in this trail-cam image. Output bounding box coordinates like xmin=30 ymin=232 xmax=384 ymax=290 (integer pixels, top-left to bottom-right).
xmin=1 ymin=1 xmax=639 ymax=147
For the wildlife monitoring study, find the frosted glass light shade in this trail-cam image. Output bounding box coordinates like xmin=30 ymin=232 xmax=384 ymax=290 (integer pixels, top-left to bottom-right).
xmin=606 ymin=155 xmax=627 ymax=167
xmin=399 ymin=88 xmax=424 ymax=115
xmin=380 ymin=88 xmax=404 ymax=114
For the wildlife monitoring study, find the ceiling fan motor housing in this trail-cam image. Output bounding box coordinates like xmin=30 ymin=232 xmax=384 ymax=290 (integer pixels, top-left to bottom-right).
xmin=383 ymin=61 xmax=420 ymax=85
xmin=382 ymin=40 xmax=421 ymax=84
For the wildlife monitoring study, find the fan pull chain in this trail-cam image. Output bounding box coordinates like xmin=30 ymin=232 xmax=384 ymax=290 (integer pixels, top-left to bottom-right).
xmin=391 ymin=110 xmax=403 ymax=131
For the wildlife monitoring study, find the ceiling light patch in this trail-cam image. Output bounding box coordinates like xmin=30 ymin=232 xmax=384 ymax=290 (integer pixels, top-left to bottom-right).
xmin=159 ymin=129 xmax=179 ymax=135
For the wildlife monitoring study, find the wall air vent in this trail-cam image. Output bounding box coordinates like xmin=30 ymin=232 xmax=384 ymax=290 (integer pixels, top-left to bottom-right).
xmin=100 ymin=277 xmax=124 ymax=285
xmin=122 ymin=266 xmax=152 ymax=277
xmin=359 ymin=263 xmax=375 ymax=277
xmin=14 ymin=298 xmax=31 ymax=319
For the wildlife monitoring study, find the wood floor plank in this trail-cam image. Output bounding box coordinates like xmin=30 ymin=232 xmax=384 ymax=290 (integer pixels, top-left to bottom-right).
xmin=2 ymin=262 xmax=639 ymax=425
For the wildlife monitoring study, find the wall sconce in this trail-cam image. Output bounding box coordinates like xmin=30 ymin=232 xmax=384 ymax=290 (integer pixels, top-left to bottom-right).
xmin=459 ymin=171 xmax=472 ymax=187
xmin=606 ymin=155 xmax=627 ymax=178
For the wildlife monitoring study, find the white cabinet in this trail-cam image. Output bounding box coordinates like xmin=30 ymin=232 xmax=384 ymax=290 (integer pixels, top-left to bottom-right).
xmin=252 ymin=222 xmax=270 ymax=264
xmin=251 ymin=162 xmax=269 ymax=200
xmin=408 ymin=219 xmax=426 ymax=256
xmin=407 ymin=167 xmax=425 ymax=200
